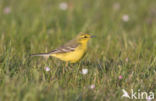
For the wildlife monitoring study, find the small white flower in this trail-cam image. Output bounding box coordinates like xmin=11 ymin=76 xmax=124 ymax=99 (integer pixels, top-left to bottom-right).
xmin=3 ymin=6 xmax=11 ymax=14
xmin=125 ymin=58 xmax=129 ymax=62
xmin=81 ymin=68 xmax=88 ymax=75
xmin=45 ymin=66 xmax=50 ymax=72
xmin=113 ymin=3 xmax=120 ymax=10
xmin=118 ymin=75 xmax=123 ymax=80
xmin=90 ymin=84 xmax=95 ymax=89
xmin=59 ymin=2 xmax=68 ymax=10
xmin=146 ymin=96 xmax=152 ymax=101
xmin=122 ymin=14 xmax=129 ymax=22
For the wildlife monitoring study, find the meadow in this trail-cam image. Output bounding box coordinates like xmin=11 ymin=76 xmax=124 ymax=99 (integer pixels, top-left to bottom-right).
xmin=0 ymin=0 xmax=156 ymax=101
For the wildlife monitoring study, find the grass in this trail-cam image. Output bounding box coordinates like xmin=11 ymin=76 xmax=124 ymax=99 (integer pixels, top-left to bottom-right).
xmin=0 ymin=0 xmax=156 ymax=101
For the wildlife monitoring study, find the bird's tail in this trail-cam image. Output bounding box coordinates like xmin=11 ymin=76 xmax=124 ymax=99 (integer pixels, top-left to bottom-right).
xmin=31 ymin=53 xmax=50 ymax=57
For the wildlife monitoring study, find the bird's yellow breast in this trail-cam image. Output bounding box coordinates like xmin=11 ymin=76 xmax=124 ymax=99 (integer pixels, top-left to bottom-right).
xmin=51 ymin=44 xmax=87 ymax=63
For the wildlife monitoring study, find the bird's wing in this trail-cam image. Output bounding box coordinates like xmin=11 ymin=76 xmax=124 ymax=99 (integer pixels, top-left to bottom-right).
xmin=48 ymin=39 xmax=80 ymax=54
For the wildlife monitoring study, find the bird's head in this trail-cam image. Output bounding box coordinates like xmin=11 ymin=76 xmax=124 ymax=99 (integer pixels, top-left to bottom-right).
xmin=77 ymin=32 xmax=95 ymax=44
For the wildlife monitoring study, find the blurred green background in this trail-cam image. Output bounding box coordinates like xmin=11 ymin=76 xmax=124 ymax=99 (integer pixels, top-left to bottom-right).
xmin=0 ymin=0 xmax=156 ymax=101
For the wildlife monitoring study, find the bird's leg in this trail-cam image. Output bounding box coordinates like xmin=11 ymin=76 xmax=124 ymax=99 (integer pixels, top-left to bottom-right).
xmin=43 ymin=55 xmax=49 ymax=61
xmin=63 ymin=67 xmax=64 ymax=74
xmin=65 ymin=62 xmax=68 ymax=67
xmin=63 ymin=62 xmax=68 ymax=74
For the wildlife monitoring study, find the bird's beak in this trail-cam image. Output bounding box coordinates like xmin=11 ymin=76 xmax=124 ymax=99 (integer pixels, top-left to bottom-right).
xmin=91 ymin=35 xmax=96 ymax=38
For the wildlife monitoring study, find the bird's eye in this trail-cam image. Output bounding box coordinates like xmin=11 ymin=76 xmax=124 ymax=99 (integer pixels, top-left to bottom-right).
xmin=84 ymin=36 xmax=87 ymax=38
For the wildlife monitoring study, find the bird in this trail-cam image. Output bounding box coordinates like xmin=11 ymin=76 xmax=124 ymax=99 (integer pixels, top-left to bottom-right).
xmin=31 ymin=32 xmax=95 ymax=65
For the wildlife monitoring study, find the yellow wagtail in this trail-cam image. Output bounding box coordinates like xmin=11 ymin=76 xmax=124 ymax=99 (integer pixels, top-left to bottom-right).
xmin=32 ymin=32 xmax=95 ymax=64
